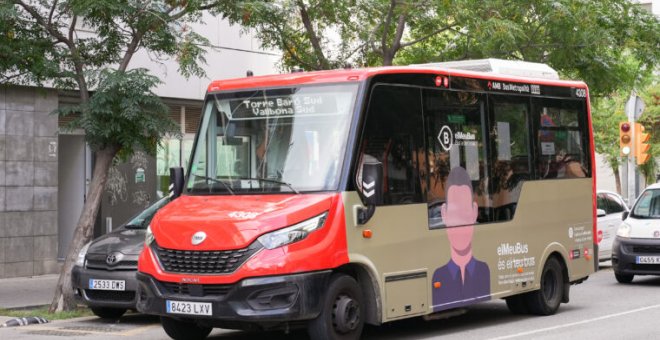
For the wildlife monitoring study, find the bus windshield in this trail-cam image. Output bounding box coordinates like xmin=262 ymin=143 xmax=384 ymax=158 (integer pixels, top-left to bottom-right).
xmin=187 ymin=83 xmax=359 ymax=194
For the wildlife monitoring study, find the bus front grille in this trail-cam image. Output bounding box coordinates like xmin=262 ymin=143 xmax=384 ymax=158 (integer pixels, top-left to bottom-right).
xmin=151 ymin=242 xmax=262 ymax=275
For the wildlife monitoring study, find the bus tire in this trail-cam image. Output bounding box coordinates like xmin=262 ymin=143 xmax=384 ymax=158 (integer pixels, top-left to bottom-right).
xmin=160 ymin=316 xmax=212 ymax=340
xmin=615 ymin=273 xmax=634 ymax=284
xmin=525 ymin=257 xmax=564 ymax=315
xmin=90 ymin=307 xmax=126 ymax=320
xmin=505 ymin=294 xmax=529 ymax=315
xmin=307 ymin=274 xmax=364 ymax=340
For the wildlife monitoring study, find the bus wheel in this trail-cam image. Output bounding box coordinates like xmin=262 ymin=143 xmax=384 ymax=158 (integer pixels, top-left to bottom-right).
xmin=161 ymin=316 xmax=212 ymax=340
xmin=526 ymin=257 xmax=564 ymax=315
xmin=615 ymin=273 xmax=634 ymax=284
xmin=505 ymin=294 xmax=529 ymax=315
xmin=307 ymin=274 xmax=364 ymax=340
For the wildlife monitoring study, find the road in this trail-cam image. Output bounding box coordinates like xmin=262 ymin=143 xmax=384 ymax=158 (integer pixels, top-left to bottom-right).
xmin=2 ymin=264 xmax=659 ymax=340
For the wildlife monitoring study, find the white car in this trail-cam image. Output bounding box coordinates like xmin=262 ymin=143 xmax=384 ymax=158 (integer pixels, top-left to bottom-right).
xmin=612 ymin=182 xmax=660 ymax=283
xmin=596 ymin=190 xmax=629 ymax=261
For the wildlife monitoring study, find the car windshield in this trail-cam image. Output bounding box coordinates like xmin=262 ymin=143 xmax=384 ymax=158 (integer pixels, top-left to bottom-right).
xmin=124 ymin=196 xmax=171 ymax=229
xmin=631 ymin=189 xmax=660 ymax=219
xmin=186 ymin=83 xmax=358 ymax=194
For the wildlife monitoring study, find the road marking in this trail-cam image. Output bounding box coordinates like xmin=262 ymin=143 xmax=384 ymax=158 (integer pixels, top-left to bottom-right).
xmin=489 ymin=304 xmax=660 ymax=340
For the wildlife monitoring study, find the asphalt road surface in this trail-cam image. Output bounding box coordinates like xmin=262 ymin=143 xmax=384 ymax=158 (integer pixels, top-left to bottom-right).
xmin=3 ymin=264 xmax=659 ymax=340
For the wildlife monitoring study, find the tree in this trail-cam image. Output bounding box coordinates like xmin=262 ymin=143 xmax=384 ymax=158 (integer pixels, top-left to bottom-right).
xmin=219 ymin=0 xmax=358 ymax=70
xmin=637 ymin=82 xmax=660 ymax=184
xmin=221 ymin=0 xmax=457 ymax=70
xmin=0 ymin=0 xmax=224 ymax=311
xmin=591 ymin=94 xmax=628 ymax=194
xmin=396 ymin=0 xmax=660 ymax=96
xmin=226 ymin=1 xmax=659 ymax=97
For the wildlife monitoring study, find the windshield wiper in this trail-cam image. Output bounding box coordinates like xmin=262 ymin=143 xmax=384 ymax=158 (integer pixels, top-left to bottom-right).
xmin=193 ymin=174 xmax=235 ymax=195
xmin=240 ymin=177 xmax=300 ymax=194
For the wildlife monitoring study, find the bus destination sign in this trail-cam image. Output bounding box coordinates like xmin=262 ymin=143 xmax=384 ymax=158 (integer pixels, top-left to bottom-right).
xmin=228 ymin=94 xmax=337 ymax=120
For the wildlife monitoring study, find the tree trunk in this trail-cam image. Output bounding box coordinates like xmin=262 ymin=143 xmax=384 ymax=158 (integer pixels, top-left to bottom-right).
xmin=613 ymin=166 xmax=621 ymax=195
xmin=49 ymin=145 xmax=119 ymax=312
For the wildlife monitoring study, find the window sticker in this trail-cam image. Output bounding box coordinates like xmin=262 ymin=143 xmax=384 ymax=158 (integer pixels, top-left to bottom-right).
xmin=541 ymin=142 xmax=555 ymax=155
xmin=497 ymin=122 xmax=512 ymax=161
xmin=466 ymin=143 xmax=479 ymax=181
xmin=437 ymin=125 xmax=453 ymax=151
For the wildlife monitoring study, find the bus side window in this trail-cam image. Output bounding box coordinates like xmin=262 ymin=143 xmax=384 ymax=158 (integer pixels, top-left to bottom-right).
xmin=357 ymin=85 xmax=424 ymax=205
xmin=490 ymin=96 xmax=530 ymax=222
xmin=533 ymin=98 xmax=590 ymax=179
xmin=422 ymin=88 xmax=489 ymax=228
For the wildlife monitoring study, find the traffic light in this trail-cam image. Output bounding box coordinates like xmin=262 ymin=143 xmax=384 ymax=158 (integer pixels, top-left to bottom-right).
xmin=619 ymin=122 xmax=633 ymax=157
xmin=634 ymin=122 xmax=651 ymax=165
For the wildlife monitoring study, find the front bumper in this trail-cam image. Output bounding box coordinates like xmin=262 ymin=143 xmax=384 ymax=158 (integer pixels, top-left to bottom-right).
xmin=136 ymin=270 xmax=330 ymax=328
xmin=612 ymin=237 xmax=660 ymax=276
xmin=72 ymin=266 xmax=138 ymax=309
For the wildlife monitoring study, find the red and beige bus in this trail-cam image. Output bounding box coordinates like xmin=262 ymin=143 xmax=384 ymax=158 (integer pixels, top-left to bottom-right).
xmin=136 ymin=60 xmax=596 ymax=340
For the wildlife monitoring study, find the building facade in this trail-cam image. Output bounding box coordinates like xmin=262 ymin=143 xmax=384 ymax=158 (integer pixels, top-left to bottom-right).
xmin=0 ymin=14 xmax=279 ymax=278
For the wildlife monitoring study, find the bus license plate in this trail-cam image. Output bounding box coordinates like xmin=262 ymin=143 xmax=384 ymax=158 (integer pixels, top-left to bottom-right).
xmin=166 ymin=300 xmax=212 ymax=316
xmin=88 ymin=279 xmax=125 ymax=291
xmin=636 ymin=256 xmax=660 ymax=264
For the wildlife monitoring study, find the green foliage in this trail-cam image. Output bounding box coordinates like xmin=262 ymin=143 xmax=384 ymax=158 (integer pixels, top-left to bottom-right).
xmin=591 ymin=94 xmax=627 ymax=171
xmin=219 ymin=0 xmax=360 ymax=70
xmin=0 ymin=307 xmax=93 ymax=320
xmin=637 ymin=83 xmax=660 ymax=182
xmin=0 ymin=0 xmax=219 ymax=155
xmin=397 ymin=0 xmax=660 ymax=96
xmin=222 ymin=1 xmax=659 ymax=96
xmin=58 ymin=69 xmax=180 ymax=159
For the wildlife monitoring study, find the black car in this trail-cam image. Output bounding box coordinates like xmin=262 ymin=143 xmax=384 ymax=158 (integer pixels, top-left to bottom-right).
xmin=72 ymin=195 xmax=171 ymax=319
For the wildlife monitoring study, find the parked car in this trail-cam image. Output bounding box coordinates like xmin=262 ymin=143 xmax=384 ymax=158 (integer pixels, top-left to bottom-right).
xmin=612 ymin=183 xmax=660 ymax=283
xmin=596 ymin=190 xmax=629 ymax=261
xmin=72 ymin=195 xmax=171 ymax=319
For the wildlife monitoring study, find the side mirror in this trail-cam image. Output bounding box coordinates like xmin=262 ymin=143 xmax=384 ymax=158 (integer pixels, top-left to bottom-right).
xmin=169 ymin=167 xmax=184 ymax=198
xmin=622 ymin=211 xmax=629 ymax=221
xmin=357 ymin=156 xmax=383 ymax=224
xmin=597 ymin=209 xmax=607 ymax=217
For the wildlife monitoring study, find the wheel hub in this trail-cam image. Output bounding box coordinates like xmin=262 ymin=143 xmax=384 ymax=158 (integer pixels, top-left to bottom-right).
xmin=332 ymin=294 xmax=360 ymax=333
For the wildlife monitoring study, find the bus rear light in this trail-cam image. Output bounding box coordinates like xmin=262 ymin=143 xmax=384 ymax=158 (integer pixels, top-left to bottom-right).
xmin=433 ymin=282 xmax=441 ymax=288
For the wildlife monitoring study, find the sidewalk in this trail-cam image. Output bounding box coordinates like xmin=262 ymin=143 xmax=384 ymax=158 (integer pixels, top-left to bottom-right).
xmin=0 ymin=274 xmax=59 ymax=310
xmin=0 ymin=274 xmax=59 ymax=325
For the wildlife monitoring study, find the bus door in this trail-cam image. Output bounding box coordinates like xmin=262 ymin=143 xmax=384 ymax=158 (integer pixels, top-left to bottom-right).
xmin=351 ymin=84 xmax=431 ymax=320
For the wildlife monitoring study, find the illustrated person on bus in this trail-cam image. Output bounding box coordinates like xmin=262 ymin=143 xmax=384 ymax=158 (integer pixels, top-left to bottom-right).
xmin=432 ymin=166 xmax=490 ymax=311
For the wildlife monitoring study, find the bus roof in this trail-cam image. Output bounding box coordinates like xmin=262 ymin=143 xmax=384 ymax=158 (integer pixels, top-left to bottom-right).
xmin=207 ymin=65 xmax=588 ymax=93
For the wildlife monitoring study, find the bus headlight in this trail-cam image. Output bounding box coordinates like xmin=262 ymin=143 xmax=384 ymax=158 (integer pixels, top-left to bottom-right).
xmin=75 ymin=242 xmax=92 ymax=267
xmin=257 ymin=212 xmax=328 ymax=250
xmin=145 ymin=225 xmax=155 ymax=246
xmin=616 ymin=223 xmax=631 ymax=238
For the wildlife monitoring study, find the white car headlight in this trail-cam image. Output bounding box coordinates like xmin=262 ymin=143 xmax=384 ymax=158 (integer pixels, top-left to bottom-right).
xmin=75 ymin=241 xmax=92 ymax=267
xmin=145 ymin=225 xmax=155 ymax=246
xmin=616 ymin=223 xmax=631 ymax=238
xmin=257 ymin=212 xmax=328 ymax=250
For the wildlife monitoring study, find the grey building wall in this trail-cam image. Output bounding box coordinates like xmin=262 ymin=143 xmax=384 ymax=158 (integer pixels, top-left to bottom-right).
xmin=0 ymin=86 xmax=60 ymax=278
